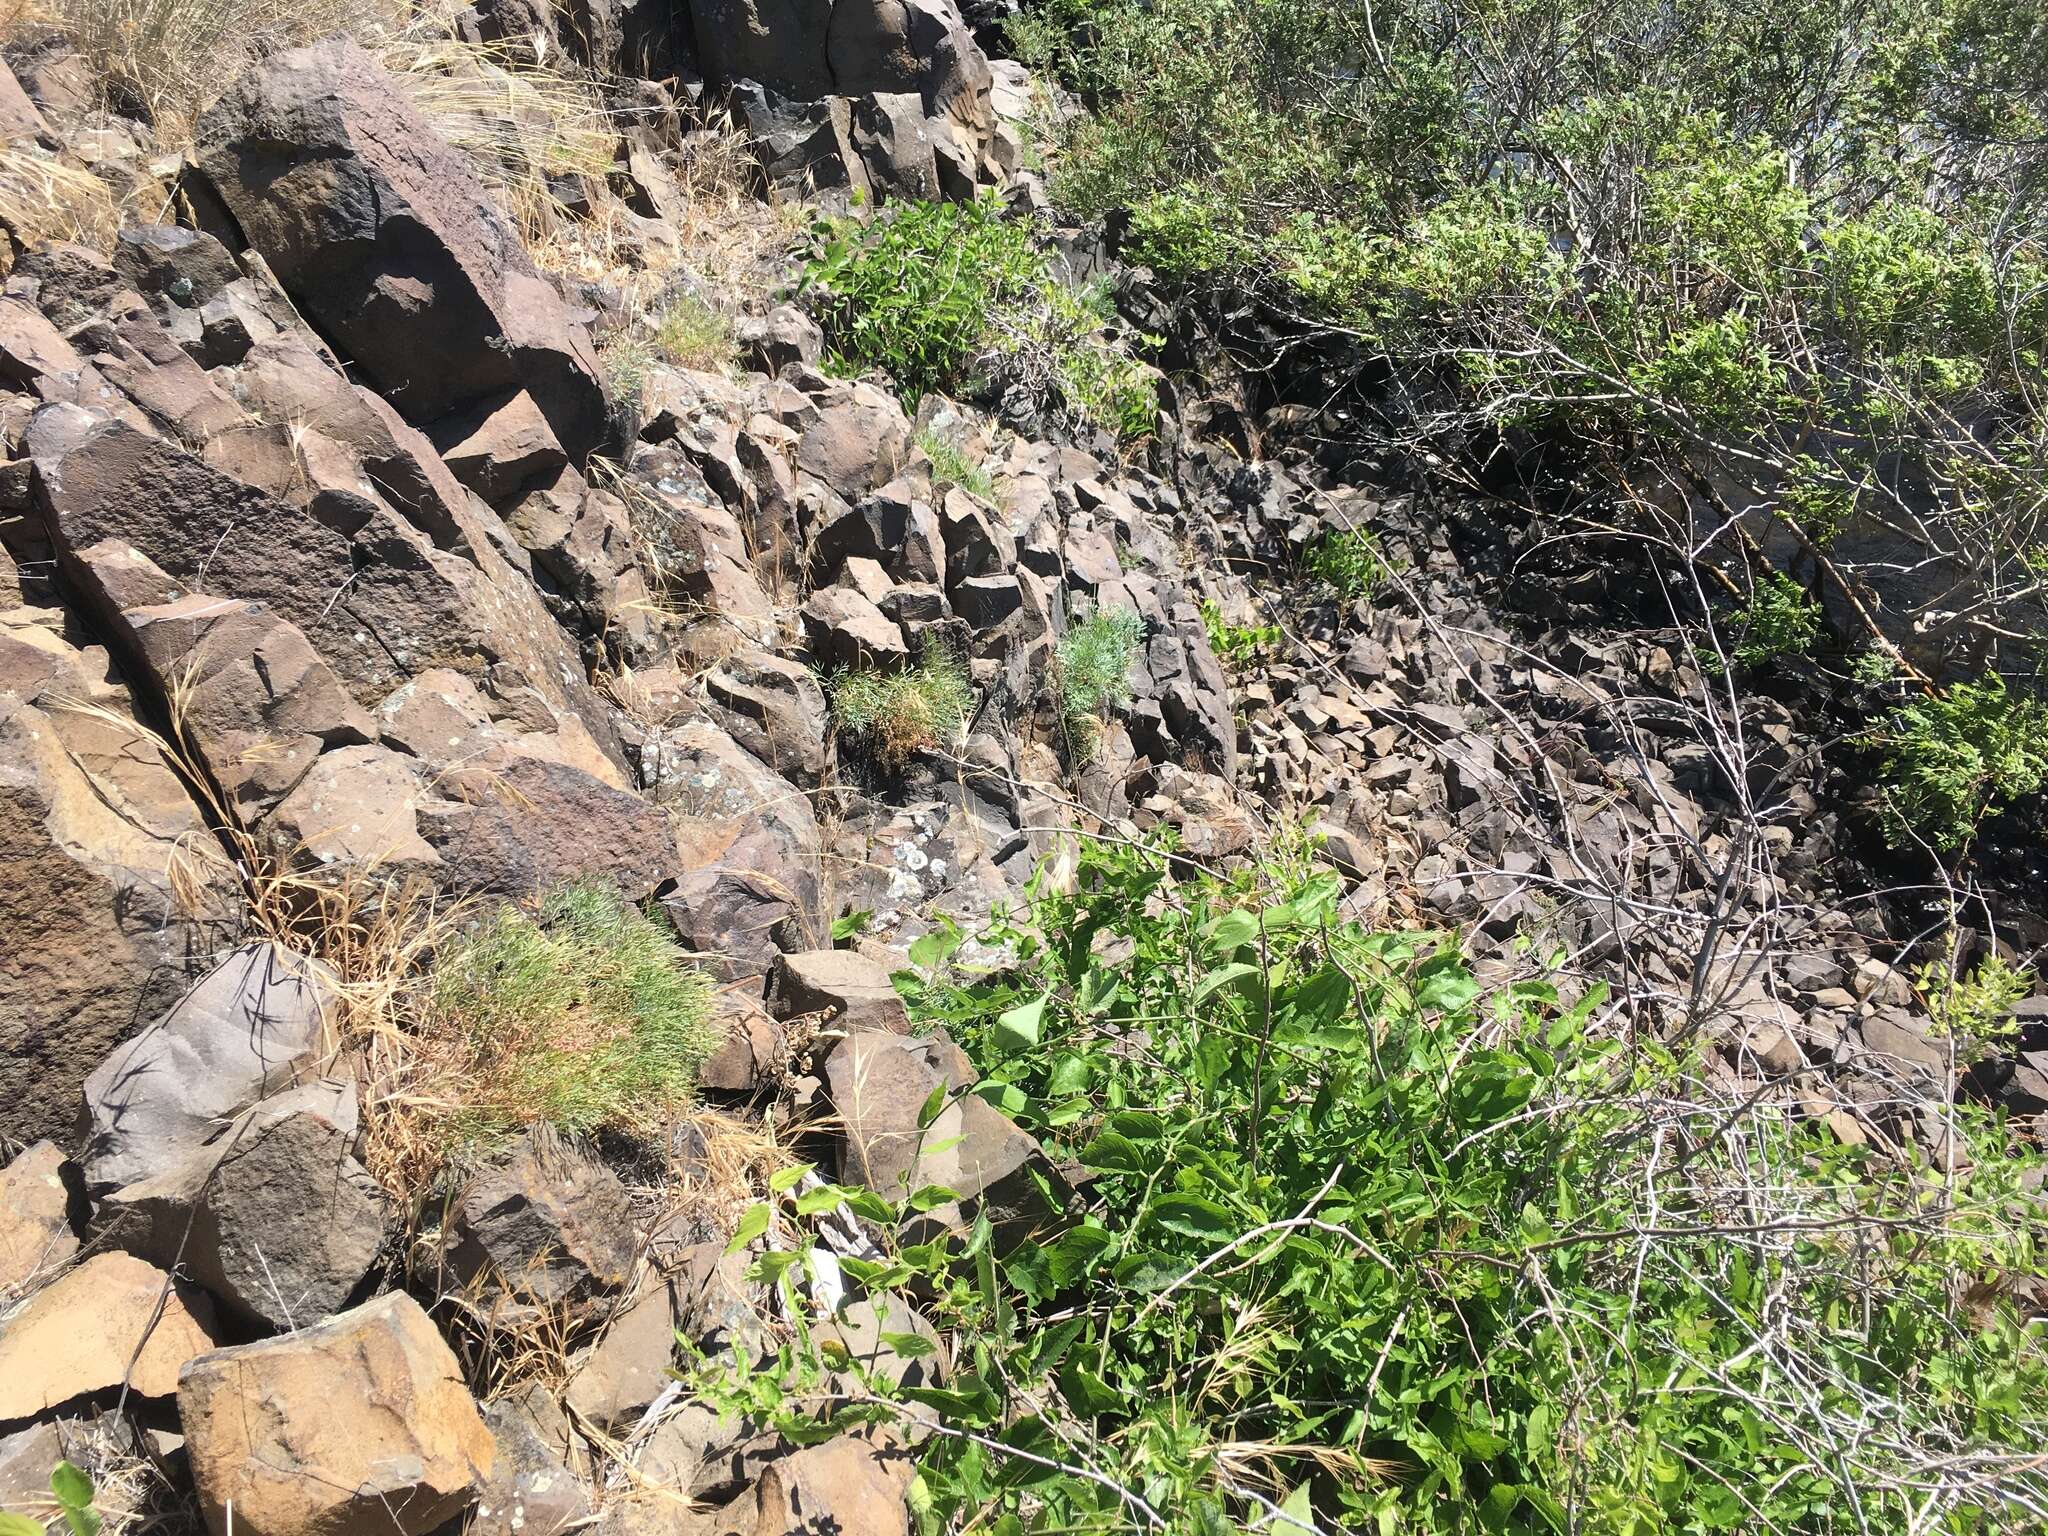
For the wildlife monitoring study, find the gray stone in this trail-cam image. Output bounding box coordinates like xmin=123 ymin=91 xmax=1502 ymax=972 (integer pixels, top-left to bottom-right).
xmin=79 ymin=942 xmax=338 ymax=1193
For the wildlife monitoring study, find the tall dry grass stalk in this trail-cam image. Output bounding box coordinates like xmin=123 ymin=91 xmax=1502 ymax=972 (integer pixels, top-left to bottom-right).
xmin=21 ymin=0 xmax=397 ymax=140
xmin=0 ymin=140 xmax=118 ymax=247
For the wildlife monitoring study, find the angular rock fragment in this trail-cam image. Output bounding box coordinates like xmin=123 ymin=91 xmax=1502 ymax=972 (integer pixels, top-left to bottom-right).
xmin=0 ymin=1253 xmax=219 ymax=1421
xmin=179 ymin=1292 xmax=496 ymax=1536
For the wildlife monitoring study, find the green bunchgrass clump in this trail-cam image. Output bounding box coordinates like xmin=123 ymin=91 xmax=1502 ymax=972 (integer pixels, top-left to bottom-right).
xmin=1054 ymin=604 xmax=1144 ymax=755
xmin=1876 ymin=676 xmax=2048 ymax=851
xmin=650 ymin=294 xmax=734 ymax=372
xmin=830 ymin=649 xmax=973 ymax=767
xmin=428 ymin=882 xmax=714 ymax=1144
xmin=915 ymin=427 xmax=999 ymax=502
xmin=1305 ymin=526 xmax=1390 ymax=601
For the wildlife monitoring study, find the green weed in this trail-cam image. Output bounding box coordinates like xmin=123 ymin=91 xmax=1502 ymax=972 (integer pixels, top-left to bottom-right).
xmin=1727 ymin=570 xmax=1823 ymax=667
xmin=1876 ymin=676 xmax=2048 ymax=851
xmin=1306 ymin=527 xmax=1390 ymax=601
xmin=830 ymin=649 xmax=974 ymax=767
xmin=1200 ymin=597 xmax=1281 ymax=668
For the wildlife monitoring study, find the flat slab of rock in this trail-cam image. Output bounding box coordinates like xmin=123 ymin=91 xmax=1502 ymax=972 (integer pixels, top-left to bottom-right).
xmin=0 ymin=1253 xmax=219 ymax=1421
xmin=79 ymin=941 xmax=337 ymax=1192
xmin=179 ymin=1292 xmax=496 ymax=1536
xmin=769 ymin=950 xmax=909 ymax=1039
xmin=706 ymin=1436 xmax=913 ymax=1536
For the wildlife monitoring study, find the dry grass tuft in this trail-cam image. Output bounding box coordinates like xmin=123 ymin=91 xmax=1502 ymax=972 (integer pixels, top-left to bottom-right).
xmin=0 ymin=139 xmax=118 ymax=250
xmin=20 ymin=0 xmax=396 ymax=140
xmin=379 ymin=13 xmax=616 ymax=248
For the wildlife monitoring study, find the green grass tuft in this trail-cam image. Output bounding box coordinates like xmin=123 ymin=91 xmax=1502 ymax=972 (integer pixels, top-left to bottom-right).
xmin=830 ymin=649 xmax=974 ymax=767
xmin=430 ymin=882 xmax=714 ymax=1143
xmin=915 ymin=426 xmax=999 ymax=502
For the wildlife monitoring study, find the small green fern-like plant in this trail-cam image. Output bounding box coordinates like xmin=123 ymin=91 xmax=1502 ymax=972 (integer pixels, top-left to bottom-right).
xmin=1054 ymin=604 xmax=1145 ymax=756
xmin=831 ymin=648 xmax=974 ymax=767
xmin=1306 ymin=527 xmax=1390 ymax=601
xmin=1728 ymin=571 xmax=1823 ymax=667
xmin=1877 ymin=676 xmax=2048 ymax=851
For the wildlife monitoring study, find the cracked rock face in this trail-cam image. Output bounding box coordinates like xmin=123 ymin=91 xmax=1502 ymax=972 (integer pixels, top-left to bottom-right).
xmin=196 ymin=38 xmax=610 ymax=461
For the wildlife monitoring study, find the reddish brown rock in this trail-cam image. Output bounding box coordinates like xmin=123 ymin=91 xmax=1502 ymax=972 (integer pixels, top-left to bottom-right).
xmin=179 ymin=1292 xmax=496 ymax=1536
xmin=0 ymin=1253 xmax=219 ymax=1419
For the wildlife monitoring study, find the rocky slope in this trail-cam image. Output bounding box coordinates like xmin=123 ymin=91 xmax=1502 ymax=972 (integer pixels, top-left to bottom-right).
xmin=0 ymin=3 xmax=2038 ymax=1534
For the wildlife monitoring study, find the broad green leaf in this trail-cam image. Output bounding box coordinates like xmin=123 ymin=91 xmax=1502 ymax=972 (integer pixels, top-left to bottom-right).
xmin=1194 ymin=960 xmax=1262 ymax=1002
xmin=768 ymin=1162 xmax=814 ymax=1193
xmin=915 ymin=1081 xmax=949 ymax=1129
xmin=1204 ymin=909 xmax=1259 ymax=951
xmin=881 ymin=1330 xmax=938 ymax=1358
xmin=1152 ymin=1194 xmax=1236 ymax=1242
xmin=724 ymin=1203 xmax=771 ymax=1254
xmin=794 ymin=1185 xmax=848 ymax=1216
xmin=994 ymin=993 xmax=1048 ymax=1052
xmin=0 ymin=1516 xmax=45 ymax=1536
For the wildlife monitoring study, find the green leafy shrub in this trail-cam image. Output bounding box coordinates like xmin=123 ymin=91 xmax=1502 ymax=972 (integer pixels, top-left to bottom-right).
xmin=1917 ymin=951 xmax=2033 ymax=1058
xmin=802 ymin=196 xmax=1041 ymax=400
xmin=1877 ymin=677 xmax=2048 ymax=850
xmin=913 ymin=426 xmax=998 ymax=503
xmin=830 ymin=649 xmax=974 ymax=767
xmin=1199 ymin=597 xmax=1281 ymax=668
xmin=1053 ymin=603 xmax=1144 ymax=751
xmin=1727 ymin=570 xmax=1824 ymax=667
xmin=1305 ymin=526 xmax=1389 ymax=600
xmin=802 ymin=198 xmax=1155 ymax=439
xmin=429 ymin=882 xmax=713 ymax=1141
xmin=700 ymin=838 xmax=2048 ymax=1534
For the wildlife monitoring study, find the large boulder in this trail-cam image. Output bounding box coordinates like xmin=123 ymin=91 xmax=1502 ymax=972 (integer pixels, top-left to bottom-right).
xmin=0 ymin=1253 xmax=220 ymax=1421
xmin=1 ymin=624 xmax=237 ymax=1145
xmin=179 ymin=1292 xmax=497 ymax=1536
xmin=196 ymin=40 xmax=609 ymax=461
xmin=29 ymin=408 xmax=585 ymax=720
xmin=78 ymin=941 xmax=338 ymax=1192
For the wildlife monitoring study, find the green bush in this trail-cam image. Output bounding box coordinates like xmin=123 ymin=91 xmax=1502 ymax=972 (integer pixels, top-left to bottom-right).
xmin=803 ymin=196 xmax=1040 ymax=400
xmin=1053 ymin=603 xmax=1144 ymax=751
xmin=699 ymin=838 xmax=2048 ymax=1534
xmin=430 ymin=882 xmax=714 ymax=1141
xmin=1877 ymin=676 xmax=2048 ymax=851
xmin=1029 ymin=0 xmax=2048 ymax=664
xmin=802 ymin=198 xmax=1156 ymax=440
xmin=1305 ymin=526 xmax=1389 ymax=600
xmin=830 ymin=649 xmax=974 ymax=767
